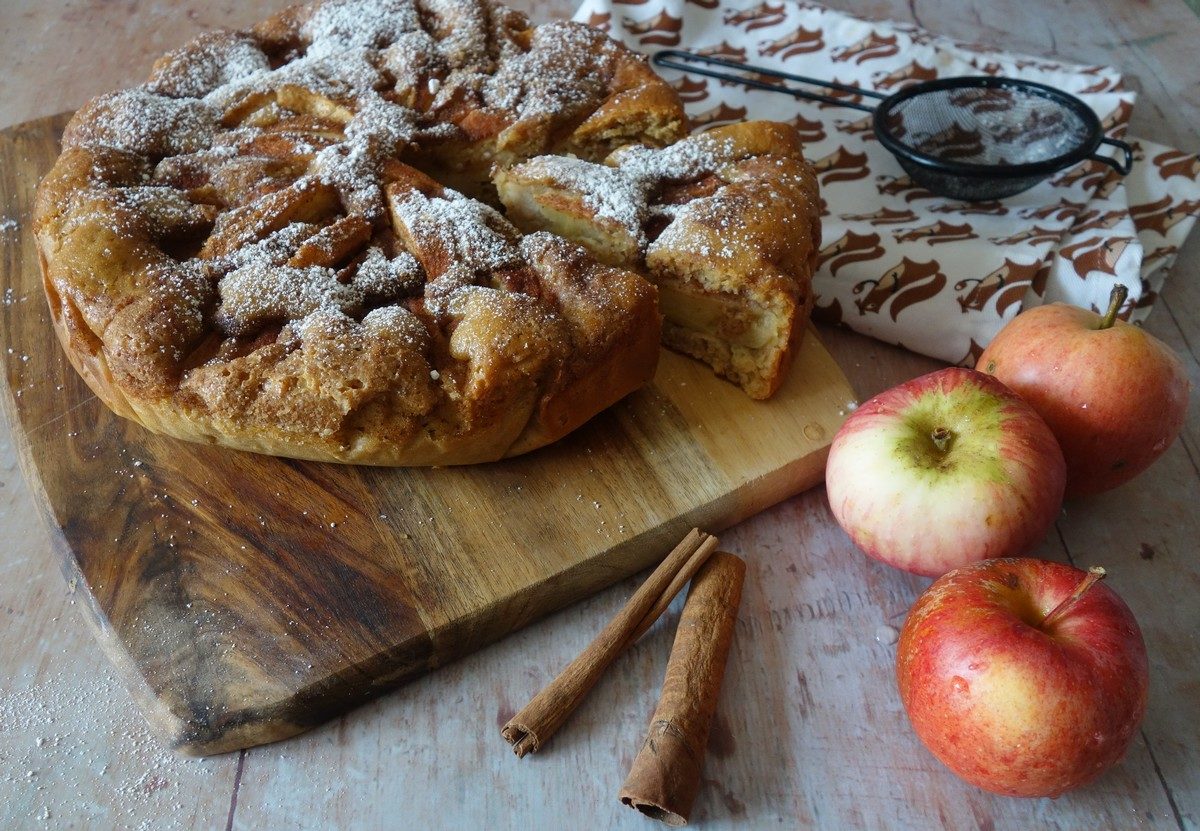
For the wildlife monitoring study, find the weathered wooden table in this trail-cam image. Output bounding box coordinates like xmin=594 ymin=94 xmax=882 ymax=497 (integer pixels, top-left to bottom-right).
xmin=1 ymin=1 xmax=1196 ymax=828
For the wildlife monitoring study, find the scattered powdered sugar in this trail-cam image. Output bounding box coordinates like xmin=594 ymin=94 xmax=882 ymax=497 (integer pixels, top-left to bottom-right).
xmin=0 ymin=669 xmax=222 ymax=830
xmin=355 ymin=247 xmax=423 ymax=298
xmin=516 ymin=156 xmax=651 ymax=241
xmin=281 ymin=47 xmax=385 ymax=101
xmin=312 ymin=140 xmax=387 ymax=219
xmin=202 ymin=45 xmax=382 ymax=119
xmin=389 ymin=188 xmax=522 ymax=277
xmin=302 ymin=0 xmax=421 ymax=60
xmin=207 ymin=221 xmax=320 ymax=274
xmin=215 ymin=237 xmax=429 ymax=333
xmin=360 ymin=302 xmax=426 ymax=336
xmin=484 ymin=22 xmax=613 ymax=124
xmin=294 ymin=303 xmax=428 ymax=354
xmin=0 ymin=217 xmax=18 ymax=233
xmin=151 ymin=143 xmax=237 ymax=184
xmin=506 ymin=131 xmax=751 ymax=255
xmin=650 ymin=193 xmax=741 ymax=262
xmin=67 ymin=88 xmax=216 ymax=157
xmin=148 ymin=31 xmax=270 ymax=99
xmin=422 ymin=0 xmax=491 ymax=68
xmin=218 ymin=262 xmax=363 ymax=334
xmin=615 ymin=133 xmax=736 ymax=187
xmin=378 ymin=30 xmax=444 ymax=97
xmin=345 ymin=95 xmax=418 ymax=155
xmin=312 ymin=93 xmax=421 ymax=217
xmin=115 ymin=187 xmax=214 ymax=235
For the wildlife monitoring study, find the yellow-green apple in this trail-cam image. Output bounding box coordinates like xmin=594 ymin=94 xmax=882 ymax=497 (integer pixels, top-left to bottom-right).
xmin=896 ymin=558 xmax=1149 ymax=797
xmin=979 ymin=285 xmax=1189 ymax=498
xmin=825 ymin=368 xmax=1066 ymax=577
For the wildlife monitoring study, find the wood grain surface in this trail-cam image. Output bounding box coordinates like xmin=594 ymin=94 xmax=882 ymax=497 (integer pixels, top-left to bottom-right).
xmin=0 ymin=114 xmax=853 ymax=756
xmin=1 ymin=0 xmax=1199 ymax=828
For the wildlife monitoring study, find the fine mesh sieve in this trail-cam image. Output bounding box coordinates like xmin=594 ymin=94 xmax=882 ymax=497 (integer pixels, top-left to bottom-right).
xmin=653 ymin=50 xmax=1134 ymax=201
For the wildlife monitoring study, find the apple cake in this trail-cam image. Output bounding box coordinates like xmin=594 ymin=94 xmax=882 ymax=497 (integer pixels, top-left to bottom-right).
xmin=34 ymin=0 xmax=819 ymax=465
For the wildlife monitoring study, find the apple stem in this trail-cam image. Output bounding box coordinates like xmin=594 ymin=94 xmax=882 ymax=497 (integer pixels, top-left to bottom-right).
xmin=930 ymin=427 xmax=953 ymax=453
xmin=1098 ymin=285 xmax=1128 ymax=330
xmin=1040 ymin=566 xmax=1107 ymax=629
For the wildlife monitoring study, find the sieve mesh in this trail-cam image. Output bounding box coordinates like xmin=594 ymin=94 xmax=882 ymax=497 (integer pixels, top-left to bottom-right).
xmin=877 ymin=85 xmax=1092 ymax=168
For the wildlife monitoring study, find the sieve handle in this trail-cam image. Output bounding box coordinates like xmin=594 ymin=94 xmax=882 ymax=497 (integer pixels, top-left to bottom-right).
xmin=652 ymin=49 xmax=881 ymax=113
xmin=1090 ymin=137 xmax=1134 ymax=176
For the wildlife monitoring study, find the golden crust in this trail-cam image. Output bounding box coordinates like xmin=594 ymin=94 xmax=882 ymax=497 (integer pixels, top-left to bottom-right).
xmin=34 ymin=0 xmax=681 ymax=466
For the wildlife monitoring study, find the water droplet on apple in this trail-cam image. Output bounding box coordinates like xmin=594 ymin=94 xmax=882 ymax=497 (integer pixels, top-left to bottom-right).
xmin=874 ymin=625 xmax=899 ymax=645
xmin=951 ymin=676 xmax=970 ymax=694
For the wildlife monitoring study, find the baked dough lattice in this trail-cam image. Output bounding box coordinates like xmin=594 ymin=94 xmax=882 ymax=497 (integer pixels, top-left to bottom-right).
xmin=34 ymin=0 xmax=819 ymax=466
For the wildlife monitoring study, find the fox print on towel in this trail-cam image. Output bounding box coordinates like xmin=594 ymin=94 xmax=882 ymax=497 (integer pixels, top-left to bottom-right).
xmin=955 ymin=259 xmax=1043 ymax=316
xmin=1129 ymin=197 xmax=1200 ymax=237
xmin=623 ymin=10 xmax=684 ymax=45
xmin=724 ymin=3 xmax=787 ymax=32
xmin=671 ymin=76 xmax=710 ymax=102
xmin=818 ymin=231 xmax=885 ymax=275
xmin=831 ymin=31 xmax=900 ymax=64
xmin=893 ymin=221 xmax=978 ymax=245
xmin=1153 ymin=149 xmax=1200 ymax=181
xmin=853 ymin=258 xmax=947 ymax=320
xmin=812 ymin=146 xmax=870 ymax=184
xmin=692 ymin=101 xmax=749 ymax=129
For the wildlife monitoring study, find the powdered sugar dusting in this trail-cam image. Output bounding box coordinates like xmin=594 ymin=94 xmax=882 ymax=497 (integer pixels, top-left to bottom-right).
xmin=207 ymin=222 xmax=321 ymax=273
xmin=505 ymin=131 xmax=743 ymax=251
xmin=148 ymin=31 xmax=270 ymax=99
xmin=518 ymin=156 xmax=651 ymax=241
xmin=312 ymin=140 xmax=386 ymax=218
xmin=218 ymin=263 xmax=363 ymax=334
xmin=115 ymin=187 xmax=215 ymax=237
xmin=302 ymin=0 xmax=421 ymax=59
xmin=312 ymin=94 xmax=421 ymax=218
xmin=615 ymin=133 xmax=735 ymax=186
xmin=484 ymin=21 xmax=616 ymax=127
xmin=390 ymin=187 xmax=522 ymax=277
xmin=346 ymin=96 xmax=418 ymax=154
xmin=355 ymin=247 xmax=423 ymax=298
xmin=0 ymin=669 xmax=222 ymax=830
xmin=65 ymin=88 xmax=216 ymax=156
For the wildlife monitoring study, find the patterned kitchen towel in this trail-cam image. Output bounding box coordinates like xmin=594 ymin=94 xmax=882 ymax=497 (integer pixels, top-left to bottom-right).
xmin=574 ymin=0 xmax=1200 ymax=365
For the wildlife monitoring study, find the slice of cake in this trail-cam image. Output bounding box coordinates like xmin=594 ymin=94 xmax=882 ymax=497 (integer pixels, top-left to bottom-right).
xmin=496 ymin=121 xmax=821 ymax=399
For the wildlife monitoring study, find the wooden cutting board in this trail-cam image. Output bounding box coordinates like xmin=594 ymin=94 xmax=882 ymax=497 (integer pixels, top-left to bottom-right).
xmin=0 ymin=115 xmax=856 ymax=756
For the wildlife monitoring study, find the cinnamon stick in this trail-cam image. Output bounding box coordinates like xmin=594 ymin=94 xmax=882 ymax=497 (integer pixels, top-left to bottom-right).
xmin=619 ymin=551 xmax=746 ymax=827
xmin=502 ymin=528 xmax=719 ymax=758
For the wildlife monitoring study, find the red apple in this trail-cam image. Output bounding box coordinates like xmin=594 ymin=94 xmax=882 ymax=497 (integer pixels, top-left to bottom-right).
xmin=979 ymin=285 xmax=1190 ymax=498
xmin=896 ymin=558 xmax=1149 ymax=797
xmin=825 ymin=368 xmax=1066 ymax=577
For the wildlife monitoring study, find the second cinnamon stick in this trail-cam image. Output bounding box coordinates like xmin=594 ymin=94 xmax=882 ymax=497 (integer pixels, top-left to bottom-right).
xmin=619 ymin=551 xmax=746 ymax=826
